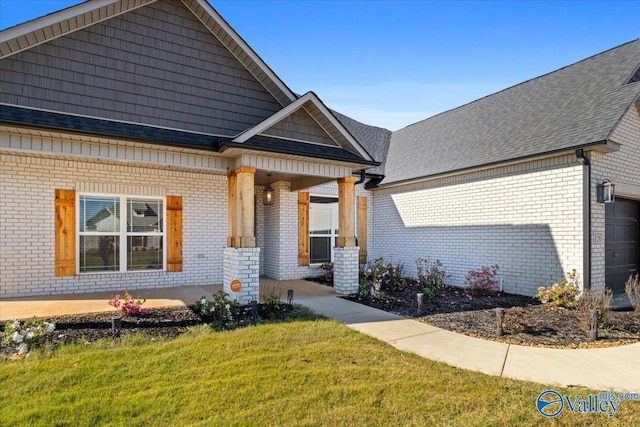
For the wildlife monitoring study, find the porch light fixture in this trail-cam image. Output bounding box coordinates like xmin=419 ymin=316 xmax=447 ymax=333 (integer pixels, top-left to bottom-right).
xmin=597 ymin=179 xmax=615 ymax=203
xmin=263 ymin=173 xmax=274 ymax=205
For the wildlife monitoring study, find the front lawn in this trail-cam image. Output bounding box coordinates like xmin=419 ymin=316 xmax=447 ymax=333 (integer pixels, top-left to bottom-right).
xmin=1 ymin=319 xmax=638 ymax=426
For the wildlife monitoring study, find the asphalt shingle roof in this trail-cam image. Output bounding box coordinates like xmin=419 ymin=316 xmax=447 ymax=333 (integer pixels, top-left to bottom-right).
xmin=333 ymin=111 xmax=391 ymax=176
xmin=383 ymin=39 xmax=640 ymax=185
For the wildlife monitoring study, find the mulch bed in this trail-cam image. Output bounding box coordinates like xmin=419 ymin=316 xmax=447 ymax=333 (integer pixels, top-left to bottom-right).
xmin=344 ymin=284 xmax=640 ymax=348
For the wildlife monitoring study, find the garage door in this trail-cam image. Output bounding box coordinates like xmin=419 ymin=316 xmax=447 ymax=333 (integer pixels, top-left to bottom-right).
xmin=605 ymin=198 xmax=639 ymax=294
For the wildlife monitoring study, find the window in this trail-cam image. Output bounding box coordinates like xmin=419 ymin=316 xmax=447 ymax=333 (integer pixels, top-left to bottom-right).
xmin=309 ymin=197 xmax=338 ymax=264
xmin=78 ymin=195 xmax=164 ymax=273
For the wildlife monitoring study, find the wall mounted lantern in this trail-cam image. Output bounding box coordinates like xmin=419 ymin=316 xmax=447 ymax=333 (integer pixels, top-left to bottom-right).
xmin=597 ymin=179 xmax=615 ymax=203
xmin=263 ymin=173 xmax=274 ymax=205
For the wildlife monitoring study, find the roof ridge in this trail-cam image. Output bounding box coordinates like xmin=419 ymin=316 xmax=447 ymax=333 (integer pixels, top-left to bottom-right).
xmin=397 ymin=38 xmax=640 ymax=133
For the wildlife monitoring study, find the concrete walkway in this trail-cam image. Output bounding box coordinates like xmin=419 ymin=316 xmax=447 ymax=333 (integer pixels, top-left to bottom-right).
xmin=1 ymin=279 xmax=638 ymax=392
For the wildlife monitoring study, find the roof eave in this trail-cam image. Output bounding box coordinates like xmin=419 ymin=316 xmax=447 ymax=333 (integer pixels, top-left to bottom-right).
xmin=377 ymin=141 xmax=611 ymax=189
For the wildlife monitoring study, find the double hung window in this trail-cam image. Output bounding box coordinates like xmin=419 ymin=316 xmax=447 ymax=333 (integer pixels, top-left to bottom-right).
xmin=78 ymin=195 xmax=164 ymax=273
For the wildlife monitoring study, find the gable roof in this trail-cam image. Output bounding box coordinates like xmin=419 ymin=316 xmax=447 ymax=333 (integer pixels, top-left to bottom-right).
xmin=0 ymin=0 xmax=296 ymax=107
xmin=233 ymin=92 xmax=375 ymax=162
xmin=382 ymin=39 xmax=640 ymax=186
xmin=333 ymin=111 xmax=391 ymax=176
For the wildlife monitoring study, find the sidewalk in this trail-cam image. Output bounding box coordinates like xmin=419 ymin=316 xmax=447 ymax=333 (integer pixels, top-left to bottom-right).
xmin=2 ymin=280 xmax=638 ymax=392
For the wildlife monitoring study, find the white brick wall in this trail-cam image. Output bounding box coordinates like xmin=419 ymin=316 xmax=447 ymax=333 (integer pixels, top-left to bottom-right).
xmin=591 ymin=100 xmax=640 ymax=291
xmin=0 ymin=153 xmax=227 ymax=298
xmin=371 ymin=154 xmax=584 ymax=296
xmin=333 ymin=246 xmax=360 ymax=294
xmin=259 ymin=180 xmax=372 ymax=280
xmin=223 ymin=247 xmax=260 ymax=304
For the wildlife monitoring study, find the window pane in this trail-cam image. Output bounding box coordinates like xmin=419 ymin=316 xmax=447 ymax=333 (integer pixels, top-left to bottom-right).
xmin=128 ymin=198 xmax=163 ymax=233
xmin=310 ymin=236 xmax=331 ymax=264
xmin=310 ymin=205 xmax=332 ymax=235
xmin=127 ymin=236 xmax=163 ymax=270
xmin=79 ymin=196 xmax=120 ymax=232
xmin=79 ymin=236 xmax=119 ymax=272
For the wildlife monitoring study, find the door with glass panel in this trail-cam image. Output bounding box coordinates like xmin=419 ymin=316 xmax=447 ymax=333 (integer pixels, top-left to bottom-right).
xmin=309 ymin=197 xmax=338 ymax=264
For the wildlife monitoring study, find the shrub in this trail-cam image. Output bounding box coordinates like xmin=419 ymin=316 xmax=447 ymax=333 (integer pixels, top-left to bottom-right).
xmin=416 ymin=258 xmax=448 ymax=295
xmin=262 ymin=291 xmax=282 ymax=317
xmin=359 ymin=258 xmax=405 ymax=297
xmin=319 ymin=262 xmax=334 ymax=285
xmin=577 ymin=288 xmax=612 ymax=330
xmin=625 ymin=274 xmax=640 ymax=311
xmin=465 ymin=264 xmax=499 ymax=296
xmin=534 ymin=269 xmax=580 ymax=309
xmin=194 ymin=291 xmax=241 ymax=330
xmin=502 ymin=307 xmax=529 ymax=334
xmin=2 ymin=317 xmax=56 ymax=355
xmin=108 ymin=291 xmax=148 ymax=316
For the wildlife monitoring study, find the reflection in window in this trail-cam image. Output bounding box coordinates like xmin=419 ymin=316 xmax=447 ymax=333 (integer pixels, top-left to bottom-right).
xmin=78 ymin=195 xmax=164 ymax=273
xmin=309 ymin=199 xmax=338 ymax=264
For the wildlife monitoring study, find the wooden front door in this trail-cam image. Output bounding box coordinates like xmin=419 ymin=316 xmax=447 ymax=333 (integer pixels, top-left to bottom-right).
xmin=605 ymin=198 xmax=640 ymax=294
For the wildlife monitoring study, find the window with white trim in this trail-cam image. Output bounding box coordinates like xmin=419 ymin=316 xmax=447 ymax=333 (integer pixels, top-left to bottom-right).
xmin=78 ymin=195 xmax=164 ymax=273
xmin=309 ymin=197 xmax=338 ymax=264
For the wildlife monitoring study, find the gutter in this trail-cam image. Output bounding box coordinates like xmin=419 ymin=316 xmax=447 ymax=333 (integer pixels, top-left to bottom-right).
xmin=575 ymin=149 xmax=592 ymax=290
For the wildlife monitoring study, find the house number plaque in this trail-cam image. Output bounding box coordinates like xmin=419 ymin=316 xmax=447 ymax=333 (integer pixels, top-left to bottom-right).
xmin=230 ymin=279 xmax=242 ymax=292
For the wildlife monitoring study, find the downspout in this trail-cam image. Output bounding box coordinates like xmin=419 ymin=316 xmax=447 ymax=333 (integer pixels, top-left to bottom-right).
xmin=576 ymin=149 xmax=591 ymax=290
xmin=354 ymin=169 xmax=366 ymax=185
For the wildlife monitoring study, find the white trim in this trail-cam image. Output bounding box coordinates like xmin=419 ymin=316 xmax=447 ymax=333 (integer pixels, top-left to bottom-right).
xmin=185 ymin=0 xmax=296 ymax=104
xmin=256 ymin=132 xmax=339 ymax=149
xmin=0 ymin=0 xmax=158 ymax=58
xmin=76 ymin=192 xmax=166 ymax=274
xmin=233 ymin=92 xmax=374 ymax=162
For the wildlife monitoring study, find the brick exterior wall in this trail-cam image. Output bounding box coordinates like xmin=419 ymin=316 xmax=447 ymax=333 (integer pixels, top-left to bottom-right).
xmin=590 ymin=100 xmax=640 ymax=291
xmin=259 ymin=180 xmax=372 ymax=280
xmin=371 ymin=154 xmax=585 ymax=296
xmin=0 ymin=153 xmax=227 ymax=298
xmin=333 ymin=246 xmax=360 ymax=294
xmin=223 ymin=247 xmax=260 ymax=304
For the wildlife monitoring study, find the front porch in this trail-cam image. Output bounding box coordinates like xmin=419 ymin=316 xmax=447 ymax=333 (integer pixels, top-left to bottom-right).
xmin=0 ymin=279 xmax=335 ymax=321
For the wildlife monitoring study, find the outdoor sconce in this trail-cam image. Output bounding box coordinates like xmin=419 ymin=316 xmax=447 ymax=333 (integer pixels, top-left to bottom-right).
xmin=597 ymin=179 xmax=615 ymax=203
xmin=263 ymin=173 xmax=274 ymax=205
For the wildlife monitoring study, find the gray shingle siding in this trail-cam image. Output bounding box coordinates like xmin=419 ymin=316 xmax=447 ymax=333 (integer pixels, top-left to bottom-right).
xmin=0 ymin=0 xmax=282 ymax=135
xmin=382 ymin=39 xmax=640 ymax=185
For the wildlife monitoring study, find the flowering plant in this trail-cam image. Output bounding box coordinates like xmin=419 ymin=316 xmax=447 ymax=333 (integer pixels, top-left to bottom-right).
xmin=2 ymin=317 xmax=55 ymax=355
xmin=416 ymin=258 xmax=448 ymax=295
xmin=108 ymin=291 xmax=148 ymax=316
xmin=465 ymin=264 xmax=499 ymax=296
xmin=193 ymin=291 xmax=241 ymax=330
xmin=359 ymin=258 xmax=405 ymax=298
xmin=535 ymin=269 xmax=580 ymax=309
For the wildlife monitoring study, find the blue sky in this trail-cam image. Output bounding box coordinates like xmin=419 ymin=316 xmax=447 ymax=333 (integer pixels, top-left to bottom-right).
xmin=1 ymin=0 xmax=639 ymax=130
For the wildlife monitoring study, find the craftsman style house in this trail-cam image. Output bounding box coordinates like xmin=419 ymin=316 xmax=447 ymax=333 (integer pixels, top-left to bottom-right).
xmin=1 ymin=0 xmax=639 ymax=304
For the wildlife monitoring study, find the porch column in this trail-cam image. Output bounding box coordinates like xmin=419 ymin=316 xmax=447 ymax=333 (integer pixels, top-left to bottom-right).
xmin=334 ymin=177 xmax=359 ymax=294
xmin=224 ymin=166 xmax=260 ymax=303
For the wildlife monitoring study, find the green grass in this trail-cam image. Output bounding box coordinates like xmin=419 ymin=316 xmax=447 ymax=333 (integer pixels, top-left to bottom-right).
xmin=1 ymin=317 xmax=638 ymax=426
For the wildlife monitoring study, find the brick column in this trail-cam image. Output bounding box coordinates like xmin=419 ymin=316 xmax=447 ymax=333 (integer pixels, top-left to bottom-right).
xmin=224 ymin=165 xmax=259 ymax=303
xmin=334 ymin=246 xmax=360 ymax=294
xmin=223 ymin=247 xmax=261 ymax=304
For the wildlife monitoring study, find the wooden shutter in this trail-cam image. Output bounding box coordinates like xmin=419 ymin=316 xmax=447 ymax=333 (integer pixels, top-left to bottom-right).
xmin=358 ymin=196 xmax=368 ymax=264
xmin=166 ymin=196 xmax=183 ymax=272
xmin=55 ymin=189 xmax=76 ymax=276
xmin=298 ymin=192 xmax=310 ymax=266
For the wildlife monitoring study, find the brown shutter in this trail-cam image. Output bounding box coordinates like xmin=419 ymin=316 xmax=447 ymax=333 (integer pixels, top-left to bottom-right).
xmin=358 ymin=196 xmax=368 ymax=264
xmin=166 ymin=196 xmax=183 ymax=272
xmin=55 ymin=189 xmax=76 ymax=276
xmin=298 ymin=192 xmax=310 ymax=266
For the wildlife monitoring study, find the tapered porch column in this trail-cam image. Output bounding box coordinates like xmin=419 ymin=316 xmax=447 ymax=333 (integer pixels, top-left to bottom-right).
xmin=334 ymin=177 xmax=359 ymax=294
xmin=224 ymin=166 xmax=259 ymax=303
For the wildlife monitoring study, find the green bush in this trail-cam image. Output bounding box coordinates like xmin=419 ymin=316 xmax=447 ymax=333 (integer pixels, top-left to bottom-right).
xmin=359 ymin=258 xmax=405 ymax=297
xmin=194 ymin=291 xmax=241 ymax=330
xmin=416 ymin=258 xmax=448 ymax=295
xmin=535 ymin=269 xmax=580 ymax=309
xmin=3 ymin=317 xmax=56 ymax=355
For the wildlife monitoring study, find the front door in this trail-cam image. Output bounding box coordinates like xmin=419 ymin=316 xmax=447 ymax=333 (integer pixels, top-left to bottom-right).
xmin=605 ymin=198 xmax=640 ymax=295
